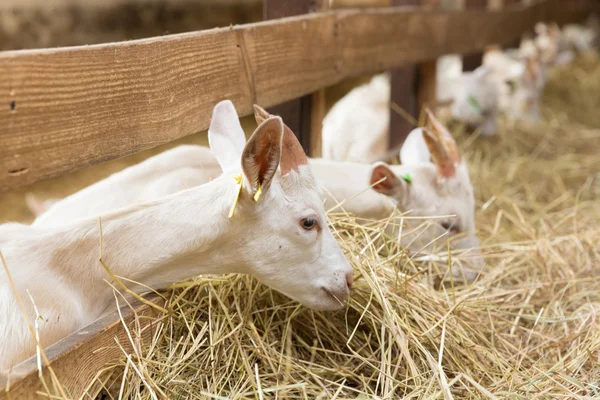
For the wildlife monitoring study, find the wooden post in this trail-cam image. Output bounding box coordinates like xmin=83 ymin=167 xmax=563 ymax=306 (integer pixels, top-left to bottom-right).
xmin=263 ymin=0 xmax=327 ymax=157
xmin=503 ymin=0 xmax=523 ymax=48
xmin=389 ymin=64 xmax=417 ymax=149
xmin=389 ymin=0 xmax=420 ymax=149
xmin=389 ymin=0 xmax=440 ymax=149
xmin=462 ymin=0 xmax=488 ymax=71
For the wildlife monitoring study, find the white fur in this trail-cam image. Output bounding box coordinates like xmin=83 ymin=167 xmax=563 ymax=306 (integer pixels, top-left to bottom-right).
xmin=434 ymin=55 xmax=501 ymax=136
xmin=322 ymin=64 xmax=498 ymax=158
xmin=483 ymin=48 xmax=546 ymax=123
xmin=448 ymin=66 xmax=500 ymax=136
xmin=31 ymin=127 xmax=482 ymax=281
xmin=32 ymin=145 xmax=222 ymax=227
xmin=321 ymin=74 xmax=390 ymax=164
xmin=1 ymin=100 xmax=352 ymax=372
xmin=562 ymin=23 xmax=597 ymax=52
xmin=436 ymin=55 xmax=463 ymax=104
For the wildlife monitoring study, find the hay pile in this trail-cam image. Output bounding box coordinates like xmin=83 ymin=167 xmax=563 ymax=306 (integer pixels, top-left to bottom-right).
xmin=80 ymin=52 xmax=600 ymax=399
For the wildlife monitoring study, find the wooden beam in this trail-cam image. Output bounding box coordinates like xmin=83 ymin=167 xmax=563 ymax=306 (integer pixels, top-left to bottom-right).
xmin=417 ymin=60 xmax=437 ymax=113
xmin=0 ymin=294 xmax=167 ymax=399
xmin=263 ymin=0 xmax=327 ymax=157
xmin=1 ymin=0 xmax=597 ymax=191
xmin=389 ymin=0 xmax=418 ymax=149
xmin=462 ymin=0 xmax=488 ymax=71
xmin=0 ymin=0 xmax=263 ymax=10
xmin=389 ymin=0 xmax=442 ymax=149
xmin=389 ymin=65 xmax=417 ymax=149
xmin=415 ymin=0 xmax=441 ymax=119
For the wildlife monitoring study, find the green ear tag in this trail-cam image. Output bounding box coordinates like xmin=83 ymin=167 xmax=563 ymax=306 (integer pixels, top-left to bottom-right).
xmin=467 ymin=95 xmax=482 ymax=114
xmin=401 ymin=173 xmax=412 ymax=183
xmin=505 ymin=79 xmax=517 ymax=93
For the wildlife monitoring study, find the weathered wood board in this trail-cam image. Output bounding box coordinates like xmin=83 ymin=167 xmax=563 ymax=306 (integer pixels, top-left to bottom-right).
xmin=0 ymin=294 xmax=166 ymax=399
xmin=1 ymin=0 xmax=597 ymax=191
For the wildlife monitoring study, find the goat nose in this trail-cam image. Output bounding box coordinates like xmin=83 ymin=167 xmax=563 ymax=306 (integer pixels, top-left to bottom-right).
xmin=345 ymin=271 xmax=354 ymax=289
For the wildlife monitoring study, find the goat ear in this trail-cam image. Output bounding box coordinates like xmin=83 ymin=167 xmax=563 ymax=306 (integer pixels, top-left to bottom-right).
xmin=399 ymin=128 xmax=431 ymax=165
xmin=370 ymin=162 xmax=404 ymax=196
xmin=423 ymin=109 xmax=460 ymax=179
xmin=253 ymin=104 xmax=308 ymax=175
xmin=241 ymin=116 xmax=283 ymax=196
xmin=208 ymin=100 xmax=247 ymax=172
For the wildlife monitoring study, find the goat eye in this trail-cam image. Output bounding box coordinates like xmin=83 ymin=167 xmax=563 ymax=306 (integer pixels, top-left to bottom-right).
xmin=301 ymin=217 xmax=318 ymax=231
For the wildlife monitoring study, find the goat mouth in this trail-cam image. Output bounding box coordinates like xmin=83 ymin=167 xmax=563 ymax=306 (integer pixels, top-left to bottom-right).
xmin=322 ymin=287 xmax=346 ymax=307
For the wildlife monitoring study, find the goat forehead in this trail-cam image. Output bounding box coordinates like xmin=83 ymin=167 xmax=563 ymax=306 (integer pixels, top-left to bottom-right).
xmin=278 ymin=167 xmax=319 ymax=195
xmin=274 ymin=171 xmax=324 ymax=212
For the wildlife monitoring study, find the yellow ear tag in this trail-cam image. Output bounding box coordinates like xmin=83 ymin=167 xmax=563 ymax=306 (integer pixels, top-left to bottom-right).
xmin=228 ymin=174 xmax=244 ymax=218
xmin=253 ymin=182 xmax=263 ymax=202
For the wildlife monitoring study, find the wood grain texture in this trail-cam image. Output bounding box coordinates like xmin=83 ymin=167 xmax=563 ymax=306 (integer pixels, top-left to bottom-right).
xmin=417 ymin=60 xmax=437 ymax=112
xmin=329 ymin=0 xmax=391 ymax=7
xmin=0 ymin=2 xmax=598 ymax=396
xmin=1 ymin=0 xmax=598 ymax=191
xmin=263 ymin=0 xmax=328 ymax=157
xmin=462 ymin=0 xmax=488 ymax=71
xmin=414 ymin=0 xmax=437 ymax=141
xmin=388 ymin=0 xmax=417 ymax=148
xmin=0 ymin=294 xmax=166 ymax=400
xmin=389 ymin=65 xmax=417 ymax=149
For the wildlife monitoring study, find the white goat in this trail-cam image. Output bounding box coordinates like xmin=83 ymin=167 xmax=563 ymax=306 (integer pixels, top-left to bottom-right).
xmin=321 ymin=66 xmax=499 ymax=162
xmin=321 ymin=74 xmax=390 ymax=164
xmin=483 ymin=49 xmax=546 ymax=123
xmin=30 ymin=106 xmax=483 ymax=281
xmin=505 ymin=57 xmax=545 ymax=122
xmin=436 ymin=54 xmax=463 ymax=104
xmin=260 ymin=107 xmax=480 ymax=276
xmin=436 ymin=55 xmax=501 ymax=136
xmin=446 ymin=65 xmax=500 ymax=136
xmin=0 ymin=100 xmax=353 ymax=372
xmin=562 ymin=21 xmax=598 ymax=53
xmin=30 ymin=145 xmax=222 ymax=227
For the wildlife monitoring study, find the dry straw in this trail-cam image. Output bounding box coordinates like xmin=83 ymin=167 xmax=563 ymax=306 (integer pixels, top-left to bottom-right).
xmin=44 ymin=52 xmax=600 ymax=399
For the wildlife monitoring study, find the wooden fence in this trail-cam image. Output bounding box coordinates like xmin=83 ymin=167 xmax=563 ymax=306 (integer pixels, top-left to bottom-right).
xmin=1 ymin=0 xmax=599 ymax=398
xmin=1 ymin=0 xmax=597 ymax=192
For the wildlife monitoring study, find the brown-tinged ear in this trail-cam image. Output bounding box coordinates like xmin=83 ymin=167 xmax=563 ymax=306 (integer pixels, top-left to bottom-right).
xmin=252 ymin=104 xmax=270 ymax=125
xmin=252 ymin=104 xmax=308 ymax=175
xmin=423 ymin=109 xmax=460 ymax=179
xmin=241 ymin=116 xmax=283 ymax=196
xmin=369 ymin=162 xmax=404 ymax=196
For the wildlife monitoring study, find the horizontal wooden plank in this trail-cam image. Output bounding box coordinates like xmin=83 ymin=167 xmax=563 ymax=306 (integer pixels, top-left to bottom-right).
xmin=0 ymin=294 xmax=166 ymax=399
xmin=1 ymin=0 xmax=598 ymax=191
xmin=0 ymin=0 xmax=261 ymax=10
